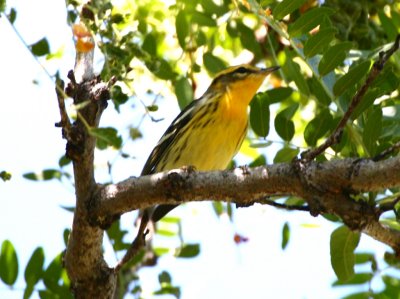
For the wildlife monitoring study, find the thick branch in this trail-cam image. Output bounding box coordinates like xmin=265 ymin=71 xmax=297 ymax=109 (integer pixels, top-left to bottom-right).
xmin=62 ymin=25 xmax=115 ymax=298
xmin=92 ymin=156 xmax=400 ymax=252
xmin=94 ymin=156 xmax=400 ymax=214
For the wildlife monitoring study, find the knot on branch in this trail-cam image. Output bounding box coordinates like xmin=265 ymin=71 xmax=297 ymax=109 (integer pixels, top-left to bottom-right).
xmin=66 ymin=70 xmax=111 ymax=107
xmin=55 ymin=71 xmax=116 ymax=161
xmin=340 ymin=199 xmax=377 ymax=231
xmin=161 ymin=167 xmax=195 ymax=202
xmin=87 ymin=184 xmax=121 ymax=230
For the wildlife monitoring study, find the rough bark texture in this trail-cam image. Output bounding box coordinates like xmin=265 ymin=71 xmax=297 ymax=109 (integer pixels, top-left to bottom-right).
xmin=61 ymin=41 xmax=117 ymax=298
xmin=91 ymin=157 xmax=400 ymax=252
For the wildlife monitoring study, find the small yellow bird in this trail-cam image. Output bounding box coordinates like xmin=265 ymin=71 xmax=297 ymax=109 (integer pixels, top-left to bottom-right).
xmin=142 ymin=64 xmax=280 ymax=221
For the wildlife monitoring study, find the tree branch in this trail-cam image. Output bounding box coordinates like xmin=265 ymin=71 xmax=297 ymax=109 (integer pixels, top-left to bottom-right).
xmin=91 ymin=156 xmax=400 ymax=253
xmin=61 ymin=23 xmax=116 ymax=298
xmin=302 ymin=34 xmax=400 ymax=161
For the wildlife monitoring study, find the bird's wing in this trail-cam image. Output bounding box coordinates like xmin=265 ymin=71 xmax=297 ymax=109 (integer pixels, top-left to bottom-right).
xmin=141 ymin=98 xmax=199 ymax=175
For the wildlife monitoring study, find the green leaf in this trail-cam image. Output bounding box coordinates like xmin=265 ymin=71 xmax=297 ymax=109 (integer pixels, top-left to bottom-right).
xmin=275 ymin=115 xmax=295 ymax=141
xmin=203 ymin=52 xmax=226 ymax=74
xmin=63 ymin=229 xmax=70 ymax=247
xmin=330 ymin=225 xmax=360 ymax=282
xmin=157 ymin=229 xmax=177 ymax=237
xmin=264 ymin=87 xmax=293 ymax=104
xmin=0 ymin=0 xmax=6 ymax=13
xmin=333 ymin=60 xmax=371 ymax=96
xmin=274 ymin=104 xmax=298 ymax=141
xmin=111 ymin=85 xmax=129 ymax=109
xmin=273 ymin=147 xmax=299 ymax=163
xmin=273 ymin=0 xmax=307 ymax=20
xmin=370 ymin=68 xmax=400 ymax=95
xmin=175 ymin=77 xmax=194 ymax=110
xmin=341 ymin=292 xmax=371 ymax=299
xmin=307 ymin=76 xmax=331 ymax=106
xmin=24 ymin=247 xmax=45 ymax=299
xmin=249 ymin=155 xmax=266 ymax=167
xmin=154 ymin=247 xmax=170 ymax=256
xmin=7 ymin=8 xmax=17 ymax=24
xmin=91 ymin=127 xmax=122 ymax=149
xmin=332 ymin=272 xmax=373 ymax=286
xmin=237 ymin=22 xmax=261 ymax=57
xmin=282 ymin=49 xmax=309 ymax=95
xmin=159 ymin=271 xmax=171 ymax=284
xmin=200 ymin=0 xmax=228 ymax=17
xmin=176 ymin=243 xmax=200 ymax=258
xmin=58 ymin=155 xmax=71 ymax=168
xmin=304 ymin=109 xmax=333 ymax=146
xmin=288 ymin=7 xmax=335 ymax=37
xmin=148 ymin=58 xmax=176 ymax=80
xmin=362 ymin=107 xmax=382 ymax=156
xmin=159 ymin=216 xmax=180 ymax=224
xmin=351 ymin=89 xmax=380 ymax=120
xmin=30 ymin=37 xmax=50 ymax=56
xmin=42 ymin=253 xmax=66 ymax=293
xmin=0 ymin=170 xmax=12 ymax=181
xmin=378 ymin=11 xmax=398 ymax=41
xmin=250 ymin=93 xmax=270 ymax=137
xmin=176 ymin=10 xmax=188 ymax=49
xmin=0 ymin=240 xmax=18 ymax=286
xmin=106 ymin=220 xmax=129 ymax=252
xmin=191 ymin=10 xmax=216 ymax=27
xmin=354 ymin=253 xmax=375 ymax=264
xmin=142 ymin=33 xmax=157 ymax=56
xmin=46 ymin=45 xmax=65 ymax=60
xmin=304 ymin=28 xmax=337 ymax=58
xmin=318 ymin=42 xmax=353 ymax=76
xmin=212 ymin=201 xmax=224 ymax=216
xmin=281 ymin=222 xmax=290 ymax=250
xmin=23 ymin=169 xmax=63 ymax=181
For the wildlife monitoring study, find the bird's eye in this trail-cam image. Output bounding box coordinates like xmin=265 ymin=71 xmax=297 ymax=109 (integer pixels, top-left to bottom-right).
xmin=235 ymin=67 xmax=248 ymax=74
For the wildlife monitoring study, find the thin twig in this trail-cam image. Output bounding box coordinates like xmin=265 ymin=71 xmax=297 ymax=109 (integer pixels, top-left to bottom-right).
xmin=376 ymin=196 xmax=400 ymax=216
xmin=373 ymin=140 xmax=400 ymax=161
xmin=54 ymin=77 xmax=72 ymax=134
xmin=260 ymin=197 xmax=310 ymax=212
xmin=301 ymin=34 xmax=400 ymax=161
xmin=113 ymin=212 xmax=149 ymax=273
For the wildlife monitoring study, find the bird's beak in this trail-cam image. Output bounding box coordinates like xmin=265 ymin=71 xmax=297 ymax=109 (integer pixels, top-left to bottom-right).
xmin=260 ymin=66 xmax=280 ymax=74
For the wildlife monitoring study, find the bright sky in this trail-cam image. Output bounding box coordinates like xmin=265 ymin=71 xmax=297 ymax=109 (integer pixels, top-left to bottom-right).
xmin=0 ymin=1 xmax=389 ymax=299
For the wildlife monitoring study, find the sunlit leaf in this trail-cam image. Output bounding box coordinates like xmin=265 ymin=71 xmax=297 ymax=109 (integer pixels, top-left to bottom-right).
xmin=203 ymin=52 xmax=226 ymax=74
xmin=281 ymin=222 xmax=290 ymax=250
xmin=0 ymin=170 xmax=12 ymax=181
xmin=0 ymin=240 xmax=18 ymax=286
xmin=175 ymin=77 xmax=194 ymax=110
xmin=318 ymin=42 xmax=353 ymax=76
xmin=304 ymin=28 xmax=337 ymax=58
xmin=288 ymin=7 xmax=335 ymax=37
xmin=333 ymin=60 xmax=371 ymax=96
xmin=330 ymin=226 xmax=360 ymax=282
xmin=176 ymin=244 xmax=200 ymax=258
xmin=273 ymin=0 xmax=307 ymax=20
xmin=91 ymin=127 xmax=122 ymax=150
xmin=176 ymin=10 xmax=188 ymax=49
xmin=273 ymin=147 xmax=299 ymax=163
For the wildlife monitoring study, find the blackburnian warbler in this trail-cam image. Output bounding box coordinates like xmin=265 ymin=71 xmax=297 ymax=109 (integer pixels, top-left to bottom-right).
xmin=142 ymin=64 xmax=280 ymax=221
